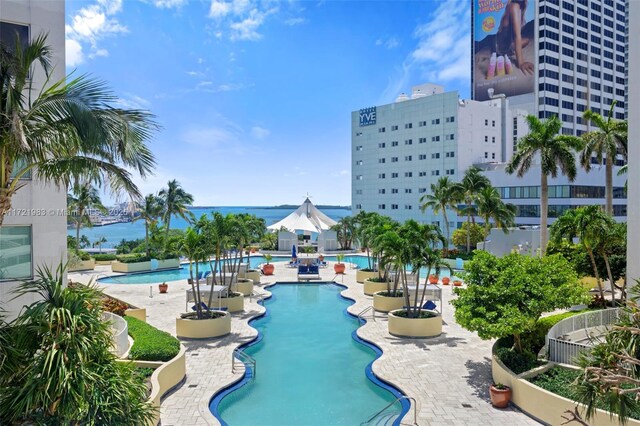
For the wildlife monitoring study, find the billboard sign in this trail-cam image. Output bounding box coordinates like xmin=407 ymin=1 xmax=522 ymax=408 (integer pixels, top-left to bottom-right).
xmin=359 ymin=107 xmax=377 ymax=127
xmin=473 ymin=0 xmax=536 ymax=101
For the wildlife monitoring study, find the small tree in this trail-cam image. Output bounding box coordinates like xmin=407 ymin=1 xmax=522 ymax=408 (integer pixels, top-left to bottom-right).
xmin=451 ymin=222 xmax=486 ymax=250
xmin=452 ymin=251 xmax=589 ymax=352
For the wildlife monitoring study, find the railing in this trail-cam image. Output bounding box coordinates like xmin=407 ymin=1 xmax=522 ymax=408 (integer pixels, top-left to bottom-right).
xmin=102 ymin=312 xmax=129 ymax=358
xmin=357 ymin=306 xmax=376 ymax=323
xmin=545 ymin=308 xmax=623 ymax=365
xmin=232 ymin=348 xmax=256 ymax=381
xmin=361 ymin=396 xmax=417 ymax=426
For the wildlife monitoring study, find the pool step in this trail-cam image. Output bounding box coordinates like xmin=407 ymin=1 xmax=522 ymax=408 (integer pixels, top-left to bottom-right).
xmin=365 ymin=411 xmax=400 ymax=426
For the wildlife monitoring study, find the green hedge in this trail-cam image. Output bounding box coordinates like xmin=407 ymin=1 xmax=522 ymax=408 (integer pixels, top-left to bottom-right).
xmin=94 ymin=253 xmax=117 ymax=261
xmin=521 ymin=309 xmax=593 ymax=355
xmin=125 ymin=317 xmax=180 ymax=362
xmin=116 ymin=254 xmax=151 ymax=264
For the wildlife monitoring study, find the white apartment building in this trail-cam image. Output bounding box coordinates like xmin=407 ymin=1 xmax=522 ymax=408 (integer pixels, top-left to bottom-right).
xmin=351 ymin=84 xmax=528 ymax=225
xmin=1 ymin=1 xmax=67 ymax=319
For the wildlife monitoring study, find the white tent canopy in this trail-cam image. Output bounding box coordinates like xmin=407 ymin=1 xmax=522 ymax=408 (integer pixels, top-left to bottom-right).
xmin=267 ymin=198 xmax=338 ymax=233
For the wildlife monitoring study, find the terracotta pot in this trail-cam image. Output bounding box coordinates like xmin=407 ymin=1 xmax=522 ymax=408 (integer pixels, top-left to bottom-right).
xmin=334 ymin=263 xmax=346 ymax=274
xmin=318 ymin=255 xmax=324 ymax=261
xmin=442 ymin=277 xmax=451 ymax=285
xmin=251 ymin=248 xmax=256 ymax=253
xmin=489 ymin=385 xmax=512 ymax=408
xmin=428 ymin=275 xmax=439 ymax=284
xmin=453 ymin=280 xmax=463 ymax=286
xmin=262 ymin=264 xmax=274 ymax=275
xmin=159 ymin=283 xmax=168 ymax=293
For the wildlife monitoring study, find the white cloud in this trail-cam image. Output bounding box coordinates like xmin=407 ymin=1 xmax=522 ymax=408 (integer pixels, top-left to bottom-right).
xmin=150 ymin=0 xmax=188 ymax=8
xmin=284 ymin=17 xmax=305 ymax=26
xmin=375 ymin=36 xmax=399 ymax=49
xmin=209 ymin=0 xmax=231 ymax=18
xmin=380 ymin=0 xmax=470 ymax=101
xmin=66 ymin=39 xmax=84 ymax=67
xmin=251 ymin=126 xmax=270 ymax=139
xmin=114 ymin=94 xmax=151 ymax=110
xmin=65 ymin=0 xmax=127 ymax=67
xmin=207 ymin=0 xmax=294 ymax=41
xmin=186 ymin=70 xmax=204 ymax=77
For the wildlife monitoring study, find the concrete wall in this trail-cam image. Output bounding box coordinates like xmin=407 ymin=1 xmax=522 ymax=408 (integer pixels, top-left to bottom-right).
xmin=1 ymin=0 xmax=66 ymax=320
xmin=627 ymin=0 xmax=639 ymax=283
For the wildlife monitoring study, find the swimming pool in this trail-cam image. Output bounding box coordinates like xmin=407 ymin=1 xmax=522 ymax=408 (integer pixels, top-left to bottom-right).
xmin=211 ymin=283 xmax=408 ymax=425
xmin=97 ymin=254 xmax=456 ymax=285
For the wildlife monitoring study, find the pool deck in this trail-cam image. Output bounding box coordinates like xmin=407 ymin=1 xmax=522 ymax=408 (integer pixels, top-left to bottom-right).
xmin=70 ymin=261 xmax=540 ymax=426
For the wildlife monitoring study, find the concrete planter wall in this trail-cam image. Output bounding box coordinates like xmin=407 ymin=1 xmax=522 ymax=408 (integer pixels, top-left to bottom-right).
xmin=218 ymin=293 xmax=245 ymax=312
xmin=491 ymin=344 xmax=640 ymax=425
xmin=388 ymin=309 xmax=442 ymax=338
xmin=111 ymin=258 xmax=180 ymax=273
xmin=231 ymin=279 xmax=253 ymax=296
xmin=373 ymin=291 xmax=405 ymax=313
xmin=175 ymin=312 xmax=231 ymax=339
xmin=356 ymin=270 xmax=379 ymax=283
xmin=363 ymin=278 xmax=391 ymax=296
xmin=124 ymin=308 xmax=146 ymax=322
xmin=68 ymin=259 xmax=95 ymax=272
xmin=95 ymin=260 xmax=115 ymax=265
xmin=242 ymin=269 xmax=260 ymax=284
xmin=146 ymin=345 xmax=186 ymax=426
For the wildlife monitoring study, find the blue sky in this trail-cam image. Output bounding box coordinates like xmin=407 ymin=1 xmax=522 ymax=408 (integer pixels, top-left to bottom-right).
xmin=65 ymin=0 xmax=471 ymax=206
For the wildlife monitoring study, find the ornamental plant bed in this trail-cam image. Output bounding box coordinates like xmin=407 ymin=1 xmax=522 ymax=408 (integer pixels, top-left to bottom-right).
xmin=388 ymin=309 xmax=442 ymax=338
xmin=179 ymin=311 xmax=227 ymax=320
xmin=392 ymin=309 xmax=438 ymax=319
xmin=125 ymin=316 xmax=180 ymax=362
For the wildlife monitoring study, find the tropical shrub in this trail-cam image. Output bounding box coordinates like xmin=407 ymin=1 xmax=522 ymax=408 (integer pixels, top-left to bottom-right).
xmin=0 ymin=266 xmax=155 ymax=424
xmin=102 ymin=297 xmax=130 ymax=316
xmin=452 ymin=251 xmax=590 ymax=352
xmin=495 ymin=346 xmax=540 ymax=374
xmin=93 ymin=253 xmax=117 ymax=261
xmin=451 ymin=222 xmax=486 ymax=250
xmin=125 ymin=317 xmax=180 ymax=362
xmin=116 ymin=254 xmax=151 ymax=263
xmin=520 ymin=309 xmax=592 ymax=355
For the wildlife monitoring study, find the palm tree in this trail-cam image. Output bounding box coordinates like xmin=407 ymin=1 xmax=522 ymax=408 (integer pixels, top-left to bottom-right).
xmin=506 ymin=115 xmax=583 ymax=255
xmin=93 ymin=236 xmax=108 ymax=253
xmin=331 ymin=216 xmax=356 ymax=250
xmin=133 ymin=194 xmax=164 ymax=257
xmin=476 ymin=186 xmax=517 ymax=250
xmin=549 ymin=206 xmax=613 ymax=302
xmin=420 ymin=177 xmax=459 ymax=249
xmin=158 ymin=179 xmax=194 ymax=238
xmin=0 ymin=34 xmax=157 ymax=226
xmin=453 ymin=167 xmax=490 ymax=253
xmin=67 ymin=183 xmax=107 ymax=251
xmin=579 ymin=102 xmax=628 ymax=215
xmin=178 ymin=227 xmax=208 ymax=319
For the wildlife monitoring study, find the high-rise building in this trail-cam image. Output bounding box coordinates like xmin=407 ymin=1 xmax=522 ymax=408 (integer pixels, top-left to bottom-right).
xmin=0 ymin=0 xmax=67 ymax=319
xmin=351 ymin=84 xmax=529 ymax=225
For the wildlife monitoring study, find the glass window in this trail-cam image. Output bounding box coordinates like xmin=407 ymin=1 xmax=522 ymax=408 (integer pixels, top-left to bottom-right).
xmin=0 ymin=22 xmax=29 ymax=54
xmin=0 ymin=226 xmax=32 ymax=280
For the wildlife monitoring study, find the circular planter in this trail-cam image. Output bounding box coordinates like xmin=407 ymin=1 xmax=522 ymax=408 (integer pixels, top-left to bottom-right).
xmin=243 ymin=269 xmax=261 ymax=284
xmin=231 ymin=279 xmax=253 ymax=296
xmin=387 ymin=309 xmax=442 ymax=338
xmin=363 ymin=279 xmax=390 ymax=296
xmin=175 ymin=312 xmax=231 ymax=339
xmin=428 ymin=275 xmax=439 ymax=284
xmin=489 ymin=385 xmax=512 ymax=408
xmin=262 ymin=264 xmax=274 ymax=275
xmin=218 ymin=292 xmax=245 ymax=312
xmin=373 ymin=291 xmax=405 ymax=313
xmin=442 ymin=277 xmax=451 ymax=285
xmin=453 ymin=280 xmax=463 ymax=287
xmin=356 ymin=269 xmax=379 ymax=283
xmin=334 ymin=263 xmax=346 ymax=274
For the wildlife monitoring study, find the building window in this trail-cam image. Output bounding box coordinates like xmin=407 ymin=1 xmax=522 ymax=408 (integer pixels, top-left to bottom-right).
xmin=446 ymin=116 xmax=455 ymax=123
xmin=391 ymin=157 xmax=398 ymax=162
xmin=392 ymin=173 xmax=399 ymax=178
xmin=405 ymin=189 xmax=412 ymax=194
xmin=485 ymin=135 xmax=489 ymax=143
xmin=378 ymin=158 xmax=385 ymax=164
xmin=445 ymin=151 xmax=455 ymax=158
xmin=404 ymin=172 xmax=412 ymax=177
xmin=485 ymin=152 xmax=488 ymax=159
xmin=445 ymin=169 xmax=455 ymax=175
xmin=378 ymin=142 xmax=386 ymax=148
xmin=378 ymin=127 xmax=385 ymax=133
xmin=405 ymin=139 xmax=413 ymax=145
xmin=432 ymin=118 xmax=440 ymax=125
xmin=391 ymin=141 xmax=399 ymax=147
xmin=391 ymin=204 xmax=398 ymax=210
xmin=405 ymin=156 xmax=412 ymax=161
xmin=0 ymin=22 xmax=29 ymax=55
xmin=431 ymin=153 xmax=440 ymax=159
xmin=419 ymin=137 xmax=427 ymax=143
xmin=378 ymin=204 xmax=386 ymax=210
xmin=405 ymin=123 xmax=412 ymax=129
xmin=445 ymin=134 xmax=455 ymax=140
xmin=432 ymin=136 xmax=440 ymax=142
xmin=491 ymin=153 xmax=496 ymax=160
xmin=0 ymin=226 xmax=33 ymax=280
xmin=431 ymin=170 xmax=440 ymax=176
xmin=419 ymin=188 xmax=427 ymax=193
xmin=356 ymin=189 xmax=363 ymax=195
xmin=419 ymin=172 xmax=427 ymax=177
xmin=392 ymin=188 xmax=398 ymax=194
xmin=405 ymin=205 xmax=412 ymax=210
xmin=356 ymin=204 xmax=362 ymax=209
xmin=492 ymin=120 xmax=496 ymax=127
xmin=419 ymin=154 xmax=427 ymax=160
xmin=355 ymin=145 xmax=363 ymax=151
xmin=391 ymin=125 xmax=398 ymax=131
xmin=378 ymin=189 xmax=385 ymax=194
xmin=377 ymin=173 xmax=384 ymax=179
xmin=419 ymin=120 xmax=427 ymax=127
xmin=484 ymin=119 xmax=489 ymax=126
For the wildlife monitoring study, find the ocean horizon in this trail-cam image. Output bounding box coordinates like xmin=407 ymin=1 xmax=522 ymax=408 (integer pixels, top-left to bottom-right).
xmin=69 ymin=205 xmax=352 ymax=248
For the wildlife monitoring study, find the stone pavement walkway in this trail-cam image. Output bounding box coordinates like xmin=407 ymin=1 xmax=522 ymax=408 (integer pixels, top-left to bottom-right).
xmin=71 ymin=259 xmax=540 ymax=426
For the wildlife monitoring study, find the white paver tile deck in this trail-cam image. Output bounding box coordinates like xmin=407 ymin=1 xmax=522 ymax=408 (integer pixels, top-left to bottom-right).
xmin=71 ymin=258 xmax=540 ymax=426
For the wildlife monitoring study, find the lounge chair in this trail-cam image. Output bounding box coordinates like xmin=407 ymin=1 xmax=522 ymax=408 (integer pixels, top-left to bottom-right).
xmin=298 ymin=264 xmax=320 ymax=281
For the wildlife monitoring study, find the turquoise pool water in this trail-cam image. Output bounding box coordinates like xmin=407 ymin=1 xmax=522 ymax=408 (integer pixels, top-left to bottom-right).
xmin=97 ymin=255 xmax=456 ymax=285
xmin=211 ymin=283 xmax=405 ymax=425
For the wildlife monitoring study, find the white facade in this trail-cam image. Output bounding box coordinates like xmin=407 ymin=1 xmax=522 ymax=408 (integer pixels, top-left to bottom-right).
xmin=351 ymin=85 xmax=528 ymax=225
xmin=1 ymin=1 xmax=67 ymax=319
xmin=626 ymin=0 xmax=639 ymax=282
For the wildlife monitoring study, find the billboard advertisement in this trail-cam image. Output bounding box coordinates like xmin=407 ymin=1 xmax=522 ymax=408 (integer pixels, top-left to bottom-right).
xmin=473 ymin=0 xmax=536 ymax=101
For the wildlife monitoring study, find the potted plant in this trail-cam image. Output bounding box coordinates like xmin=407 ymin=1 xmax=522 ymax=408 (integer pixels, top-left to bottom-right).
xmin=428 ymin=274 xmax=439 ymax=284
xmin=159 ymin=282 xmax=168 ymax=293
xmin=334 ymin=254 xmax=346 ymax=274
xmin=489 ymin=383 xmax=512 ymax=408
xmin=262 ymin=254 xmax=274 ymax=275
xmin=442 ymin=277 xmax=451 ymax=285
xmin=453 ymin=280 xmax=463 ymax=286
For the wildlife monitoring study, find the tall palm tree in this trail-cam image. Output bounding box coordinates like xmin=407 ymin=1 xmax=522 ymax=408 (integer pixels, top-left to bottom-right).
xmin=133 ymin=193 xmax=164 ymax=257
xmin=580 ymin=102 xmax=628 ymax=215
xmin=0 ymin=34 xmax=157 ymax=226
xmin=453 ymin=167 xmax=490 ymax=253
xmin=67 ymin=183 xmax=107 ymax=251
xmin=506 ymin=115 xmax=583 ymax=255
xmin=420 ymin=176 xmax=459 ymax=249
xmin=476 ymin=186 xmax=517 ymax=250
xmin=158 ymin=179 xmax=194 ymax=238
xmin=331 ymin=216 xmax=356 ymax=250
xmin=178 ymin=227 xmax=208 ymax=319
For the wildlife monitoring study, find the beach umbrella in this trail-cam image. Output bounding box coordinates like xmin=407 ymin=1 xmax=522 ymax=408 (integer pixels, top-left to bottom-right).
xmin=292 ymin=244 xmax=297 ymax=259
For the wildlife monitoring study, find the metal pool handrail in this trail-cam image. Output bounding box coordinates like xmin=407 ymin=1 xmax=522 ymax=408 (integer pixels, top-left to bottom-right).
xmin=361 ymin=395 xmax=417 ymax=426
xmin=357 ymin=306 xmax=376 ymax=323
xmin=232 ymin=348 xmax=256 ymax=381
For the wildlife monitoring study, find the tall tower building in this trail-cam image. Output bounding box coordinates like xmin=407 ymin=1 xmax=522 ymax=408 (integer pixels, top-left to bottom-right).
xmin=472 ymin=0 xmax=628 ymax=135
